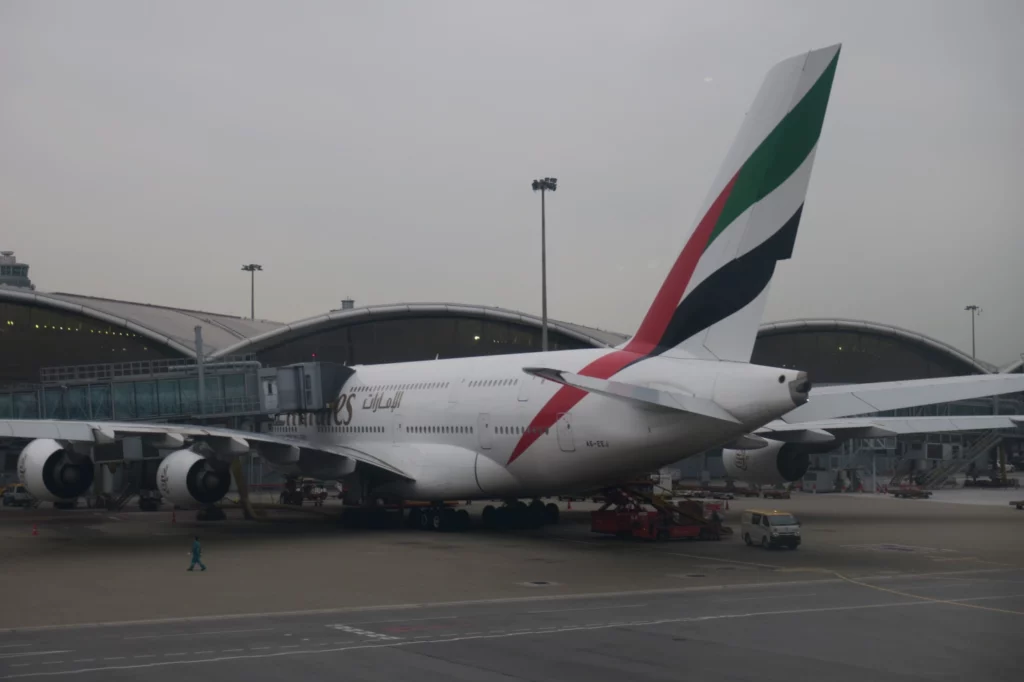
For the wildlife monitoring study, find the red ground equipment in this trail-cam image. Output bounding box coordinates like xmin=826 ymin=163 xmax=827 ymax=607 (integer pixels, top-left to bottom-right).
xmin=590 ymin=487 xmax=731 ymax=541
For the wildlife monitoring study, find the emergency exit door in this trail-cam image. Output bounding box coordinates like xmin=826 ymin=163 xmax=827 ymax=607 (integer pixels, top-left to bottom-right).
xmin=556 ymin=412 xmax=575 ymax=452
xmin=477 ymin=413 xmax=493 ymax=450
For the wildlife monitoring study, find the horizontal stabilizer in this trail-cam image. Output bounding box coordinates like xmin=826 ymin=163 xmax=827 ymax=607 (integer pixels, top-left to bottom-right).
xmin=522 ymin=367 xmax=740 ymax=424
xmin=784 ymin=374 xmax=1024 ymax=423
xmin=758 ymin=415 xmax=1024 ymax=441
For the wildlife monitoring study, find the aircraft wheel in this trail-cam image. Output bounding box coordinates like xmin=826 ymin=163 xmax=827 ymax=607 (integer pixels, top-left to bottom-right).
xmin=431 ymin=510 xmax=444 ymax=531
xmin=494 ymin=506 xmax=511 ymax=530
xmin=456 ymin=509 xmax=471 ymax=531
xmin=544 ymin=503 xmax=560 ymax=525
xmin=743 ymin=533 xmax=752 ymax=546
xmin=441 ymin=508 xmax=458 ymax=532
xmin=481 ymin=505 xmax=496 ymax=529
xmin=419 ymin=509 xmax=433 ymax=531
xmin=526 ymin=504 xmax=545 ymax=529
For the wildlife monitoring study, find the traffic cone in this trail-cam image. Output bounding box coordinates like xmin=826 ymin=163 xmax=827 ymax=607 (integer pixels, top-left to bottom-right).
xmin=31 ymin=524 xmax=38 ymax=536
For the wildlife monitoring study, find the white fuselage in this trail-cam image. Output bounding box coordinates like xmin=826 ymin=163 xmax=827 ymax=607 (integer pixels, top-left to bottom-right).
xmin=267 ymin=348 xmax=805 ymax=501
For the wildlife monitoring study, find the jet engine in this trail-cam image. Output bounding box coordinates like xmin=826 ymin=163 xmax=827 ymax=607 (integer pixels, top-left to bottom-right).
xmin=18 ymin=438 xmax=95 ymax=502
xmin=722 ymin=440 xmax=827 ymax=486
xmin=156 ymin=450 xmax=231 ymax=508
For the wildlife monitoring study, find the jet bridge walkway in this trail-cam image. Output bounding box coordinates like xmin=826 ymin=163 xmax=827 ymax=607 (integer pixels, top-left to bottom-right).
xmin=0 ymin=358 xmax=352 ymax=425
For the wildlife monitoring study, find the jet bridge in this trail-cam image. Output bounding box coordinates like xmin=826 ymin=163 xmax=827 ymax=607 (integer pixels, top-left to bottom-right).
xmin=0 ymin=358 xmax=353 ymax=423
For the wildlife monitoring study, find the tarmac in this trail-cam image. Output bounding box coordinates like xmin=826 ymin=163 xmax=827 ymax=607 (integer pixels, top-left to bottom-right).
xmin=1 ymin=490 xmax=1022 ymax=680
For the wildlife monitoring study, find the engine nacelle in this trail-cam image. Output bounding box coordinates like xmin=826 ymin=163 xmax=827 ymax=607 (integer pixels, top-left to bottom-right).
xmin=722 ymin=440 xmax=817 ymax=486
xmin=18 ymin=439 xmax=95 ymax=502
xmin=156 ymin=450 xmax=231 ymax=508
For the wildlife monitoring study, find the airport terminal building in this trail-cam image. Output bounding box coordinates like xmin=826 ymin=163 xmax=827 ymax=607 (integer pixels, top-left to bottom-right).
xmin=1 ymin=251 xmax=1020 ymax=486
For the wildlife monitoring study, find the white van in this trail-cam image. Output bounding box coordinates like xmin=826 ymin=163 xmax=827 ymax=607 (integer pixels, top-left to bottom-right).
xmin=741 ymin=509 xmax=801 ymax=549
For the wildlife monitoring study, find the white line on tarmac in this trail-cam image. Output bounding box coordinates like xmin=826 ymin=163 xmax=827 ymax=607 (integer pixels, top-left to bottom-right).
xmin=528 ymin=603 xmax=648 ymax=614
xmin=2 ymin=567 xmax=1017 ymax=634
xmin=0 ymin=653 xmax=71 ymax=661
xmin=6 ymin=592 xmax=1019 ymax=680
xmin=719 ymin=593 xmax=818 ymax=602
xmin=347 ymin=615 xmax=457 ymax=625
xmin=125 ymin=627 xmax=274 ymax=640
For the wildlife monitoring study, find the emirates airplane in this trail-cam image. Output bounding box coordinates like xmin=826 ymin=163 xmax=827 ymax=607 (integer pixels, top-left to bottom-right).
xmin=7 ymin=44 xmax=1024 ymax=530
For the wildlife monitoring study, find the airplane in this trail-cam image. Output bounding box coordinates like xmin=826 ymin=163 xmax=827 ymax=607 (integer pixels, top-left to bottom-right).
xmin=5 ymin=44 xmax=1024 ymax=532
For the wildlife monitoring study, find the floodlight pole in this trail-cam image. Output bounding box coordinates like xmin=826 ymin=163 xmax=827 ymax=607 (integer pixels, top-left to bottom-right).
xmin=531 ymin=178 xmax=557 ymax=352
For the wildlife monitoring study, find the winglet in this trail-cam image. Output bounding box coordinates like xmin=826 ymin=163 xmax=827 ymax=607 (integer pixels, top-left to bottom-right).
xmin=523 ymin=367 xmax=740 ymax=424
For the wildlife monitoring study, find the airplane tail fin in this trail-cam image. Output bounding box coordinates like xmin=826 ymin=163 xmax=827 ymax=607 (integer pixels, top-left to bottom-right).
xmin=623 ymin=44 xmax=841 ymax=362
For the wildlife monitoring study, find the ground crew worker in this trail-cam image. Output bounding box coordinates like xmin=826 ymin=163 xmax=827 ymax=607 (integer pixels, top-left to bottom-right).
xmin=188 ymin=535 xmax=207 ymax=571
xmin=710 ymin=509 xmax=722 ymax=528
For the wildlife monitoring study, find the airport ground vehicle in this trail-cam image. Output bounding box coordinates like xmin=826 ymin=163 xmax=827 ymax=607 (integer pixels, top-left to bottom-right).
xmin=591 ymin=487 xmax=727 ymax=541
xmin=762 ymin=487 xmax=791 ymax=499
xmin=742 ymin=509 xmax=801 ymax=549
xmin=2 ymin=484 xmax=33 ymax=507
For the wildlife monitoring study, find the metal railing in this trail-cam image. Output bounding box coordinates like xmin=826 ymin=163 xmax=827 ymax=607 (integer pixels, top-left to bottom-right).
xmin=39 ymin=355 xmax=259 ymax=384
xmin=920 ymin=432 xmax=1003 ymax=489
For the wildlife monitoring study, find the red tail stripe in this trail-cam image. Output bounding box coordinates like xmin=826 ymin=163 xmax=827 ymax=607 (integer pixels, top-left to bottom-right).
xmin=627 ymin=172 xmax=738 ymax=354
xmin=506 ymin=173 xmax=739 ymax=466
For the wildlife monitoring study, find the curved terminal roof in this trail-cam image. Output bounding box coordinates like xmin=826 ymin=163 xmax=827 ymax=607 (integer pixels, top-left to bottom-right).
xmin=0 ymin=287 xmax=283 ymax=357
xmin=757 ymin=318 xmax=995 ymax=374
xmin=4 ymin=287 xmax=996 ymax=376
xmin=211 ymin=303 xmax=630 ymax=358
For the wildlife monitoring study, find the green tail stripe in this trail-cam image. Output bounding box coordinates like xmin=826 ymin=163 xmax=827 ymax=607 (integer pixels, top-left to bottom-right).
xmin=707 ymin=49 xmax=840 ymax=248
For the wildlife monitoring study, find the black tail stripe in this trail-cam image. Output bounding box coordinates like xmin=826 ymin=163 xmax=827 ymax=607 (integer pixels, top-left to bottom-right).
xmin=648 ymin=204 xmax=804 ymax=356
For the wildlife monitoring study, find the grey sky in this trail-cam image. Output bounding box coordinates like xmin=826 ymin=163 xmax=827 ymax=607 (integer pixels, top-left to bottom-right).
xmin=2 ymin=0 xmax=1021 ymax=365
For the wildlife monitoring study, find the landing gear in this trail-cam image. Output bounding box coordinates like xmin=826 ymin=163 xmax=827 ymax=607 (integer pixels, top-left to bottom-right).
xmin=481 ymin=499 xmax=559 ymax=530
xmin=408 ymin=505 xmax=470 ymax=532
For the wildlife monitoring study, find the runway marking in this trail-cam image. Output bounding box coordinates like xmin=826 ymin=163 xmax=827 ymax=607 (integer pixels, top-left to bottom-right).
xmin=132 ymin=656 xmax=155 ymax=659
xmin=278 ymin=645 xmax=299 ymax=649
xmin=528 ymin=603 xmax=647 ymax=614
xmin=39 ymin=663 xmax=61 ymax=667
xmin=665 ymin=551 xmax=778 ymax=570
xmin=101 ymin=657 xmax=124 ymax=661
xmin=68 ymin=662 xmax=91 ymax=665
xmin=348 ymin=615 xmax=456 ymax=625
xmin=3 ymin=590 xmax=1021 ymax=679
xmin=162 ymin=653 xmax=186 ymax=657
xmin=249 ymin=647 xmax=270 ymax=651
xmin=832 ymin=572 xmax=1024 ymax=616
xmin=3 ymin=567 xmax=1016 ymax=634
xmin=220 ymin=649 xmax=243 ymax=653
xmin=191 ymin=651 xmax=213 ymax=655
xmin=325 ymin=625 xmax=398 ymax=641
xmin=125 ymin=627 xmax=274 ymax=640
xmin=0 ymin=653 xmax=72 ymax=661
xmin=719 ymin=593 xmax=817 ymax=602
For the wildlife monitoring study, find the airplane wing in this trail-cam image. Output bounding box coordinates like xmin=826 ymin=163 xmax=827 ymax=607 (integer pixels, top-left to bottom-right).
xmin=781 ymin=374 xmax=1024 ymax=423
xmin=755 ymin=415 xmax=1024 ymax=443
xmin=522 ymin=367 xmax=741 ymax=425
xmin=0 ymin=420 xmax=412 ymax=479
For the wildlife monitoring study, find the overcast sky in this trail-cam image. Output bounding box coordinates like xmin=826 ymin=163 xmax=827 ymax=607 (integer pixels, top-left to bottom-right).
xmin=2 ymin=1 xmax=1022 ymax=365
